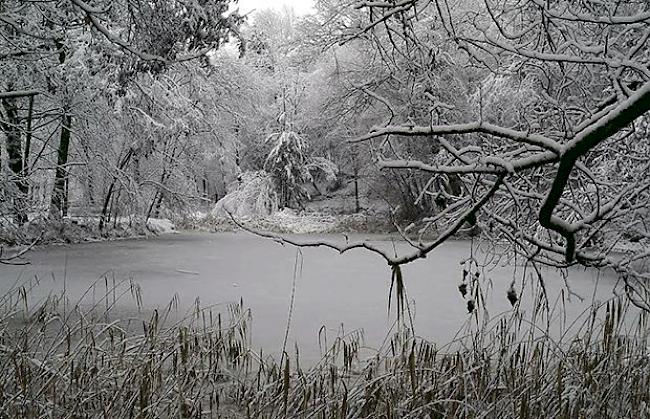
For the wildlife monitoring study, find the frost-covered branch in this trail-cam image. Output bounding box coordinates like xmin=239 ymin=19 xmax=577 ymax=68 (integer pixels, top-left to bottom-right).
xmin=350 ymin=121 xmax=562 ymax=152
xmin=340 ymin=0 xmax=650 ymax=282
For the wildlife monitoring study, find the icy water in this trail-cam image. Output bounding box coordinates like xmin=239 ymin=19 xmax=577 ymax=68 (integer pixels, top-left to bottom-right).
xmin=0 ymin=232 xmax=629 ymax=361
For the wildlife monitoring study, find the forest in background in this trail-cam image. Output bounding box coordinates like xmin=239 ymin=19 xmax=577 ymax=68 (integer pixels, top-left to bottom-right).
xmin=0 ymin=0 xmax=392 ymax=241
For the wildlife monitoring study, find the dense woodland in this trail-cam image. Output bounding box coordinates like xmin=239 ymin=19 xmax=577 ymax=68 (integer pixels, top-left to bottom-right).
xmin=2 ymin=0 xmax=650 ymax=300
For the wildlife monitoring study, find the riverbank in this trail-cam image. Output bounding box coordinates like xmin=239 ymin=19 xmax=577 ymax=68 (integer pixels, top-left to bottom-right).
xmin=179 ymin=209 xmax=396 ymax=235
xmin=4 ymin=210 xmax=646 ymax=266
xmin=0 ymin=210 xmax=397 ymax=263
xmin=0 ymin=216 xmax=176 ymax=249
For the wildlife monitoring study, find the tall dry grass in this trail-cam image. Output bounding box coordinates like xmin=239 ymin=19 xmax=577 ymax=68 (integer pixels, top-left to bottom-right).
xmin=0 ymin=276 xmax=253 ymax=418
xmin=0 ymin=271 xmax=648 ymax=418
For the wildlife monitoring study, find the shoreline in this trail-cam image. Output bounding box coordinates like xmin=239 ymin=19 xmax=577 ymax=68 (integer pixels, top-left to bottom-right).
xmin=2 ymin=212 xmax=646 ymax=263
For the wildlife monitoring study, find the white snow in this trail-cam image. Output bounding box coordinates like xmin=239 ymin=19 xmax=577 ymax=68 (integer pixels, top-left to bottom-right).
xmin=146 ymin=218 xmax=175 ymax=234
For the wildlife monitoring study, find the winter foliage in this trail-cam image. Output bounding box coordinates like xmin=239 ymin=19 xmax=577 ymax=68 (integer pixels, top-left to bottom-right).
xmin=213 ymin=171 xmax=278 ymax=217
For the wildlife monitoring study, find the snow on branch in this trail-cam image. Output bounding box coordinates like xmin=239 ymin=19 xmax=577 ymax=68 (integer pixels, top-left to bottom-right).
xmin=539 ymin=81 xmax=650 ymax=262
xmin=349 ymin=121 xmax=562 ymax=153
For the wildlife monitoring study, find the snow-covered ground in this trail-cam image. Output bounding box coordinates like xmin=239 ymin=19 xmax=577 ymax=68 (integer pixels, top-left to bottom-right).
xmin=0 ymin=215 xmax=176 ymax=247
xmin=182 ymin=208 xmax=393 ymax=235
xmin=145 ymin=218 xmax=175 ymax=234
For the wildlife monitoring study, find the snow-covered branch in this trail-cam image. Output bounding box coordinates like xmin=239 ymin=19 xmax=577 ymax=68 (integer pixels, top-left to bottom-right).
xmin=350 ymin=121 xmax=562 ymax=152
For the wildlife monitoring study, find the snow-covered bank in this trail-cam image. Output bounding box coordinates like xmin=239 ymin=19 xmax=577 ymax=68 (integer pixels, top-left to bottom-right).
xmin=179 ymin=209 xmax=394 ymax=235
xmin=0 ymin=215 xmax=176 ymax=248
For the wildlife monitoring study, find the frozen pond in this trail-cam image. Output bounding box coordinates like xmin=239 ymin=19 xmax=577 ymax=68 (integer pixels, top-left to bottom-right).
xmin=0 ymin=232 xmax=629 ymax=361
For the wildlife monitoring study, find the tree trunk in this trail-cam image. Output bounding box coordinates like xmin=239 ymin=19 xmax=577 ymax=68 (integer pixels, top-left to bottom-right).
xmin=146 ymin=142 xmax=173 ymax=221
xmin=81 ymin=136 xmax=95 ymax=206
xmin=112 ymin=188 xmax=122 ymax=229
xmin=49 ymin=37 xmax=70 ymax=221
xmin=351 ymin=153 xmax=360 ymax=213
xmin=50 ymin=113 xmax=72 ymax=219
xmin=151 ymin=192 xmax=164 ymax=218
xmin=354 ymin=176 xmax=360 ymax=213
xmin=23 ymin=95 xmax=34 ymax=176
xmin=63 ymin=175 xmax=70 ymax=217
xmin=98 ymin=182 xmax=115 ymax=231
xmin=1 ymin=96 xmax=28 ymax=224
xmin=99 ymin=149 xmax=133 ymax=230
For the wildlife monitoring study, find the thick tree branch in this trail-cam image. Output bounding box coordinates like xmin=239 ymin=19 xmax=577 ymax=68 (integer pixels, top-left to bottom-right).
xmin=539 ymin=81 xmax=650 ymax=262
xmin=0 ymin=90 xmax=40 ymax=99
xmin=349 ymin=121 xmax=562 ymax=152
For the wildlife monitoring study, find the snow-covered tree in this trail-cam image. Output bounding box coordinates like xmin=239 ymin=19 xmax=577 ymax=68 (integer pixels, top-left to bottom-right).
xmin=264 ymin=129 xmax=337 ymax=209
xmin=1 ymin=0 xmax=243 ymax=227
xmin=332 ymin=0 xmax=650 ymax=308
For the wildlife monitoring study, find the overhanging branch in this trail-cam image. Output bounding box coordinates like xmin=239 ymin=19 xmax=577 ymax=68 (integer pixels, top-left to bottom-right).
xmin=349 ymin=121 xmax=562 ymax=152
xmin=0 ymin=90 xmax=40 ymax=99
xmin=539 ymin=81 xmax=650 ymax=262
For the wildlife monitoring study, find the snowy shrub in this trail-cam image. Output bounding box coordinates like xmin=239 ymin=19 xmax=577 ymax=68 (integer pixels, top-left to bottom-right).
xmin=212 ymin=170 xmax=279 ymax=217
xmin=305 ymin=157 xmax=339 ymax=182
xmin=264 ymin=130 xmax=338 ymax=208
xmin=264 ymin=130 xmax=309 ymax=207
